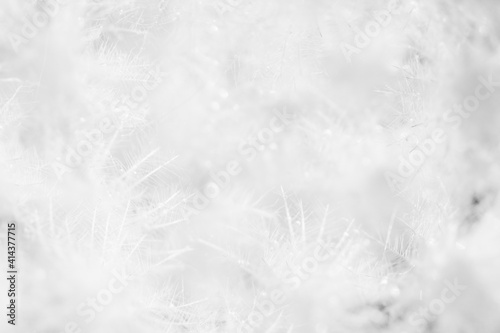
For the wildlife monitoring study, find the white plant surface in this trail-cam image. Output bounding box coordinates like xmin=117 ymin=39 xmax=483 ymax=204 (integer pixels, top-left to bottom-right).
xmin=1 ymin=0 xmax=500 ymax=332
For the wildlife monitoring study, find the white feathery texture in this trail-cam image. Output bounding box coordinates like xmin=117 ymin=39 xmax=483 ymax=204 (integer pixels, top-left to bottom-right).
xmin=1 ymin=0 xmax=500 ymax=332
